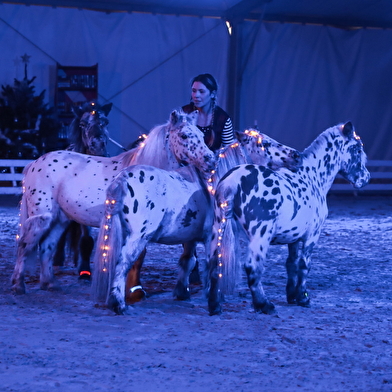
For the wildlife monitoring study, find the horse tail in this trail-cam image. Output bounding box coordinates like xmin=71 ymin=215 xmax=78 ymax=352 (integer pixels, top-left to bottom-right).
xmin=16 ymin=167 xmax=52 ymax=273
xmin=91 ymin=172 xmax=129 ymax=304
xmin=211 ymin=182 xmax=241 ymax=295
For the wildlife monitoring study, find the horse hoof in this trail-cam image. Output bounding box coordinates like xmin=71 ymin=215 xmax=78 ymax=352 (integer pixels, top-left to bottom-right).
xmin=209 ymin=305 xmax=222 ymax=316
xmin=254 ymin=301 xmax=276 ymax=315
xmin=126 ymin=288 xmax=146 ymax=304
xmin=11 ymin=284 xmax=26 ymax=295
xmin=40 ymin=282 xmax=61 ymax=291
xmin=108 ymin=294 xmax=127 ymax=315
xmin=78 ymin=272 xmax=92 ymax=283
xmin=297 ymin=292 xmax=311 ymax=307
xmin=173 ymin=283 xmax=191 ymax=301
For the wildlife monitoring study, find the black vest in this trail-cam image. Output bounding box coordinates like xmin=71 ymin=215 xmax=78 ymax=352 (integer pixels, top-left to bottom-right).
xmin=182 ymin=103 xmax=229 ymax=151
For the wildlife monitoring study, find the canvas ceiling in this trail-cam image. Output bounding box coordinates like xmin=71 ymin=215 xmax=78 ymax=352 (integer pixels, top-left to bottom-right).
xmin=1 ymin=1 xmax=392 ymax=160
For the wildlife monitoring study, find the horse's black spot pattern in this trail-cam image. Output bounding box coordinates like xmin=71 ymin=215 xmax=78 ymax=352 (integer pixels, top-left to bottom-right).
xmin=181 ymin=209 xmax=197 ymax=227
xmin=127 ymin=184 xmax=134 ymax=198
xmin=139 ymin=171 xmax=145 ymax=183
xmin=146 ymin=200 xmax=155 ymax=210
xmin=133 ymin=199 xmax=139 ymax=214
xmin=123 ymin=205 xmax=129 ymax=214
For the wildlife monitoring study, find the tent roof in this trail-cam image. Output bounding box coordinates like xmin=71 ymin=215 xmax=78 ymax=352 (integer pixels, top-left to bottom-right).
xmin=4 ymin=0 xmax=392 ymax=29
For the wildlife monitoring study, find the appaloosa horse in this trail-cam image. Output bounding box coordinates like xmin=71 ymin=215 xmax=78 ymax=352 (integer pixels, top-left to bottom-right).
xmin=207 ymin=122 xmax=370 ymax=315
xmin=11 ymin=110 xmax=216 ymax=295
xmin=91 ymin=130 xmax=303 ymax=314
xmin=53 ymin=100 xmax=113 ymax=278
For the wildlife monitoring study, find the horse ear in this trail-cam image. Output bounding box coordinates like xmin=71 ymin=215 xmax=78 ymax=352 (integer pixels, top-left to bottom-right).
xmin=234 ymin=130 xmax=244 ymax=142
xmin=72 ymin=104 xmax=84 ymax=119
xmin=101 ymin=103 xmax=113 ymax=117
xmin=188 ymin=110 xmax=198 ymax=125
xmin=170 ymin=110 xmax=180 ymax=126
xmin=342 ymin=121 xmax=354 ymax=137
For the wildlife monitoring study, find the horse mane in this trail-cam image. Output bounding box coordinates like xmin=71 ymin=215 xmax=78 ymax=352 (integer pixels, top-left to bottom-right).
xmin=67 ymin=116 xmax=85 ymax=153
xmin=123 ymin=123 xmax=171 ymax=169
xmin=302 ymin=124 xmax=341 ymax=159
xmin=210 ymin=135 xmax=252 ymax=190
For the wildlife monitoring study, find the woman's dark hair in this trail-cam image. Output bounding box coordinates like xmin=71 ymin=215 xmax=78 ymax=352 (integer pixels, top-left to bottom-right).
xmin=190 ymin=73 xmax=218 ymax=95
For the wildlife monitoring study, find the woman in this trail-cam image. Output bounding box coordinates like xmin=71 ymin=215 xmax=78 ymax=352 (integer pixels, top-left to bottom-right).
xmin=182 ymin=73 xmax=235 ymax=151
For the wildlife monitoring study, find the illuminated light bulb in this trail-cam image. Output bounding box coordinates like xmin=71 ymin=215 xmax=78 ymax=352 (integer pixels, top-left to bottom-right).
xmin=231 ymin=143 xmax=239 ymax=148
xmin=102 ymin=253 xmax=107 ymax=257
xmin=104 ymin=235 xmax=108 ymax=240
xmin=106 ymin=215 xmax=111 ymax=219
xmin=103 ymin=268 xmax=107 ymax=272
xmin=105 ymin=199 xmax=110 ymax=204
xmin=219 ymin=153 xmax=225 ymax=158
xmin=111 ymin=200 xmax=116 ymax=204
xmin=104 ymin=245 xmax=110 ymax=250
xmin=218 ymin=253 xmax=222 ymax=258
xmin=208 ymin=178 xmax=212 ymax=183
xmin=218 ymin=229 xmax=222 ymax=233
xmin=140 ymin=143 xmax=145 ymax=148
xmin=211 ymin=170 xmax=215 ymax=174
xmin=218 ymin=273 xmax=223 ymax=278
xmin=104 ymin=225 xmax=109 ymax=230
xmin=219 ymin=263 xmax=222 ymax=267
xmin=222 ymin=218 xmax=226 ymax=223
xmin=217 ymin=242 xmax=221 ymax=247
xmin=16 ymin=234 xmax=20 ymax=240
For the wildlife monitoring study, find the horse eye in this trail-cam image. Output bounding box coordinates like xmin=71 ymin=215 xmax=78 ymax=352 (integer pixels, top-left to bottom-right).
xmin=181 ymin=134 xmax=188 ymax=140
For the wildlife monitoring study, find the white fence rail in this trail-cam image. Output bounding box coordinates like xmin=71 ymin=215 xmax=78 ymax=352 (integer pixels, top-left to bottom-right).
xmin=1 ymin=159 xmax=392 ymax=195
xmin=0 ymin=159 xmax=33 ymax=195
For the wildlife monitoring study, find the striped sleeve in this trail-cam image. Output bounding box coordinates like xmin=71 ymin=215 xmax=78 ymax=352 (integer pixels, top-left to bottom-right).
xmin=221 ymin=117 xmax=235 ymax=147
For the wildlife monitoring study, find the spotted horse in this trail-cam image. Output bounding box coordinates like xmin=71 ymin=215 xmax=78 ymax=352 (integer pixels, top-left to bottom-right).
xmin=91 ymin=130 xmax=303 ymax=315
xmin=207 ymin=121 xmax=370 ymax=316
xmin=53 ymin=100 xmax=113 ymax=280
xmin=11 ymin=109 xmax=216 ymax=295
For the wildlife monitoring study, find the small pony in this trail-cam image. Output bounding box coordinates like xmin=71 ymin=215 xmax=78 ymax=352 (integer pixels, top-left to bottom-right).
xmin=91 ymin=130 xmax=303 ymax=314
xmin=54 ymin=100 xmax=113 ymax=277
xmin=207 ymin=122 xmax=370 ymax=315
xmin=11 ymin=110 xmax=216 ymax=295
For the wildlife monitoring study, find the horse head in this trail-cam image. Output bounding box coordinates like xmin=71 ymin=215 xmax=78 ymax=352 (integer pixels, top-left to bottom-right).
xmin=338 ymin=122 xmax=370 ymax=188
xmin=168 ymin=109 xmax=216 ymax=176
xmin=236 ymin=129 xmax=303 ymax=172
xmin=68 ymin=101 xmax=112 ymax=157
xmin=79 ymin=110 xmax=110 ymax=156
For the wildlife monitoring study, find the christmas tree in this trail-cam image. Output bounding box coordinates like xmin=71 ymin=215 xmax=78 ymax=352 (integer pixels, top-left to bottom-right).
xmin=0 ymin=54 xmax=62 ymax=158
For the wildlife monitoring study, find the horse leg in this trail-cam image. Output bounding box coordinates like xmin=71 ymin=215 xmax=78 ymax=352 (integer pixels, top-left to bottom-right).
xmin=244 ymin=237 xmax=276 ymax=315
xmin=173 ymin=241 xmax=197 ymax=300
xmin=125 ymin=247 xmax=147 ymax=304
xmin=108 ymin=239 xmax=148 ymax=315
xmin=77 ymin=225 xmax=94 ymax=281
xmin=11 ymin=213 xmax=53 ymax=294
xmin=189 ymin=248 xmax=201 ymax=284
xmin=286 ymin=241 xmax=313 ymax=307
xmin=286 ymin=242 xmax=301 ymax=304
xmin=52 ymin=226 xmax=68 ymax=267
xmin=38 ymin=220 xmax=70 ymax=291
xmin=207 ymin=249 xmax=223 ymax=315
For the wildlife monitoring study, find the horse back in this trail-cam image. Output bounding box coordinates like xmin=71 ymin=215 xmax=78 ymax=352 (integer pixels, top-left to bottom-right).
xmin=112 ymin=165 xmax=212 ymax=244
xmin=217 ymin=164 xmax=328 ymax=243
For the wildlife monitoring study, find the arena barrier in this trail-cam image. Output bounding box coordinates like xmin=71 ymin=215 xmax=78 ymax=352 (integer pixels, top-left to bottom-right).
xmin=0 ymin=159 xmax=391 ymax=195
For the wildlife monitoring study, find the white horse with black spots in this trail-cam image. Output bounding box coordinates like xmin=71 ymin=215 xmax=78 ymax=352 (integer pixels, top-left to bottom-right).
xmin=207 ymin=122 xmax=370 ymax=315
